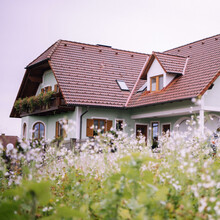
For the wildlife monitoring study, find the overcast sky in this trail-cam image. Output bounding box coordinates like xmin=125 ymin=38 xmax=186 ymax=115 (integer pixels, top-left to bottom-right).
xmin=0 ymin=0 xmax=220 ymax=136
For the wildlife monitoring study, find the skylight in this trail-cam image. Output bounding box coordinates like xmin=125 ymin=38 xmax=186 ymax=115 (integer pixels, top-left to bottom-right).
xmin=137 ymin=81 xmax=147 ymax=92
xmin=116 ymin=80 xmax=129 ymax=91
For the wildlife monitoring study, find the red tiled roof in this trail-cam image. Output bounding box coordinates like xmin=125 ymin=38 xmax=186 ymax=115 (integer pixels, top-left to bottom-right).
xmin=128 ymin=34 xmax=220 ymax=107
xmin=154 ymin=52 xmax=188 ymax=74
xmin=48 ymin=41 xmax=148 ymax=107
xmin=13 ymin=34 xmax=220 ymax=112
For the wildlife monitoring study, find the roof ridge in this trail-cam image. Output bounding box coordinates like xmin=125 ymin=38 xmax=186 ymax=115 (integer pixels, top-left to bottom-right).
xmin=164 ymin=33 xmax=220 ymax=53
xmin=47 ymin=40 xmax=62 ymax=58
xmin=154 ymin=51 xmax=188 ymax=58
xmin=60 ymin=39 xmax=149 ymax=56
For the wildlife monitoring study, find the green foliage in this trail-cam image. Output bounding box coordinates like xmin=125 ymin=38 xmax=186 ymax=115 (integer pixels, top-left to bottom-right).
xmin=0 ymin=127 xmax=220 ymax=219
xmin=13 ymin=91 xmax=55 ymax=114
xmin=0 ymin=181 xmax=51 ymax=220
xmin=14 ymin=98 xmax=22 ymax=113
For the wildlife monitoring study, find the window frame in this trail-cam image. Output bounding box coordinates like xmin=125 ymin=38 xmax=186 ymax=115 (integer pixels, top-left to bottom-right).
xmin=93 ymin=118 xmax=106 ymax=135
xmin=135 ymin=123 xmax=149 ymax=141
xmin=161 ymin=123 xmax=171 ymax=136
xmin=116 ymin=80 xmax=130 ymax=91
xmin=56 ymin=121 xmax=67 ymax=138
xmin=151 ymin=121 xmax=160 ymax=141
xmin=86 ymin=118 xmax=113 ymax=137
xmin=150 ymin=75 xmax=163 ymax=92
xmin=32 ymin=121 xmax=45 ymax=139
xmin=115 ymin=119 xmax=125 ymax=131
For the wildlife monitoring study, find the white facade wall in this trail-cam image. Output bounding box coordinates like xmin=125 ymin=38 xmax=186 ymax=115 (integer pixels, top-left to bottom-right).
xmin=36 ymin=70 xmax=57 ymax=95
xmin=146 ymin=59 xmax=176 ymax=91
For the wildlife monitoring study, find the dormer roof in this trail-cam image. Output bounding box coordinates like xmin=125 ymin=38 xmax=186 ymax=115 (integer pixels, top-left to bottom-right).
xmin=153 ymin=52 xmax=188 ymax=75
xmin=141 ymin=51 xmax=188 ymax=79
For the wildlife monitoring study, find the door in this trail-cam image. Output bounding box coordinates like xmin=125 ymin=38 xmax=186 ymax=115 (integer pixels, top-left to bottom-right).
xmin=136 ymin=124 xmax=148 ymax=141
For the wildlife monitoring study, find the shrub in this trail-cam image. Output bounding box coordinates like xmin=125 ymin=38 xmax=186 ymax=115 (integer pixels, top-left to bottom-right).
xmin=0 ymin=125 xmax=219 ymax=219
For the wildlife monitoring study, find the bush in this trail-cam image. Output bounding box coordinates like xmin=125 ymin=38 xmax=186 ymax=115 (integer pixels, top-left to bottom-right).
xmin=0 ymin=126 xmax=219 ymax=219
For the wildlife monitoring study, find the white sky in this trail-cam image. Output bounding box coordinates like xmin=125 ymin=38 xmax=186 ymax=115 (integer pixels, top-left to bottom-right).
xmin=0 ymin=0 xmax=220 ymax=136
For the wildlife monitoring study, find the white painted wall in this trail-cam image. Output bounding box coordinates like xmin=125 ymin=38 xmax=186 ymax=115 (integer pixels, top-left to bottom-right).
xmin=146 ymin=59 xmax=176 ymax=91
xmin=36 ymin=69 xmax=57 ymax=95
xmin=205 ymin=115 xmax=220 ymax=131
xmin=204 ymin=76 xmax=220 ymax=108
xmin=166 ymin=73 xmax=176 ymax=86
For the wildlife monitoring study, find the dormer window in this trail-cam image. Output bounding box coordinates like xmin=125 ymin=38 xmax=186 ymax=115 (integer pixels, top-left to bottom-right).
xmin=116 ymin=80 xmax=129 ymax=91
xmin=150 ymin=75 xmax=163 ymax=92
xmin=137 ymin=81 xmax=147 ymax=93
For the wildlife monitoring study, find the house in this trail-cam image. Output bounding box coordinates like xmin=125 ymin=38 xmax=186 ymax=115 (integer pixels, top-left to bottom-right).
xmin=10 ymin=34 xmax=220 ymax=143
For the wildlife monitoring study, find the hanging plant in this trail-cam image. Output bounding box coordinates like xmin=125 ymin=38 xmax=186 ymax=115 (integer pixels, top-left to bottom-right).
xmin=42 ymin=91 xmax=55 ymax=108
xmin=14 ymin=91 xmax=56 ymax=113
xmin=38 ymin=93 xmax=44 ymax=108
xmin=14 ymin=98 xmax=22 ymax=113
xmin=27 ymin=96 xmax=37 ymax=112
xmin=21 ymin=97 xmax=29 ymax=112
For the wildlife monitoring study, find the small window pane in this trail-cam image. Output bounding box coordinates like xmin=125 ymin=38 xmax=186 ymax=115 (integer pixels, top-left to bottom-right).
xmin=116 ymin=80 xmax=129 ymax=91
xmin=152 ymin=122 xmax=159 ymax=139
xmin=94 ymin=120 xmax=98 ymax=129
xmin=116 ymin=120 xmax=123 ymax=131
xmin=100 ymin=120 xmax=105 ymax=133
xmin=40 ymin=123 xmax=44 ymax=138
xmin=159 ymin=76 xmax=163 ymax=90
xmin=34 ymin=123 xmax=39 ymax=139
xmin=151 ymin=78 xmax=156 ymax=91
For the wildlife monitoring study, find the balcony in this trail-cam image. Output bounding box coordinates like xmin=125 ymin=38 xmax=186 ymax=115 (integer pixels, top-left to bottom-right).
xmin=15 ymin=93 xmax=75 ymax=117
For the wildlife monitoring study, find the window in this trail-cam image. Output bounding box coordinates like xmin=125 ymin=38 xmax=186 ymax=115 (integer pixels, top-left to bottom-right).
xmin=41 ymin=86 xmax=52 ymax=94
xmin=55 ymin=120 xmax=67 ymax=138
xmin=86 ymin=119 xmax=113 ymax=137
xmin=137 ymin=81 xmax=147 ymax=92
xmin=152 ymin=122 xmax=159 ymax=141
xmin=116 ymin=119 xmax=124 ymax=131
xmin=33 ymin=122 xmax=45 ymax=139
xmin=150 ymin=75 xmax=163 ymax=92
xmin=23 ymin=123 xmax=27 ymax=139
xmin=93 ymin=119 xmax=106 ymax=135
xmin=162 ymin=124 xmax=170 ymax=136
xmin=136 ymin=124 xmax=148 ymax=141
xmin=45 ymin=86 xmax=52 ymax=93
xmin=116 ymin=80 xmax=129 ymax=91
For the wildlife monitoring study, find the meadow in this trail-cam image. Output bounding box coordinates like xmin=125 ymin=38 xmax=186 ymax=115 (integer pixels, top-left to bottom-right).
xmin=0 ymin=120 xmax=220 ymax=219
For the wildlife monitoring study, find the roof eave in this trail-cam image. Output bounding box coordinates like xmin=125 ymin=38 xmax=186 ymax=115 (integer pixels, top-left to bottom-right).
xmin=25 ymin=58 xmax=50 ymax=69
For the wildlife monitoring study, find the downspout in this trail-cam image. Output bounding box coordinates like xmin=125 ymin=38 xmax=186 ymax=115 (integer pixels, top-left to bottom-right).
xmin=80 ymin=107 xmax=89 ymax=139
